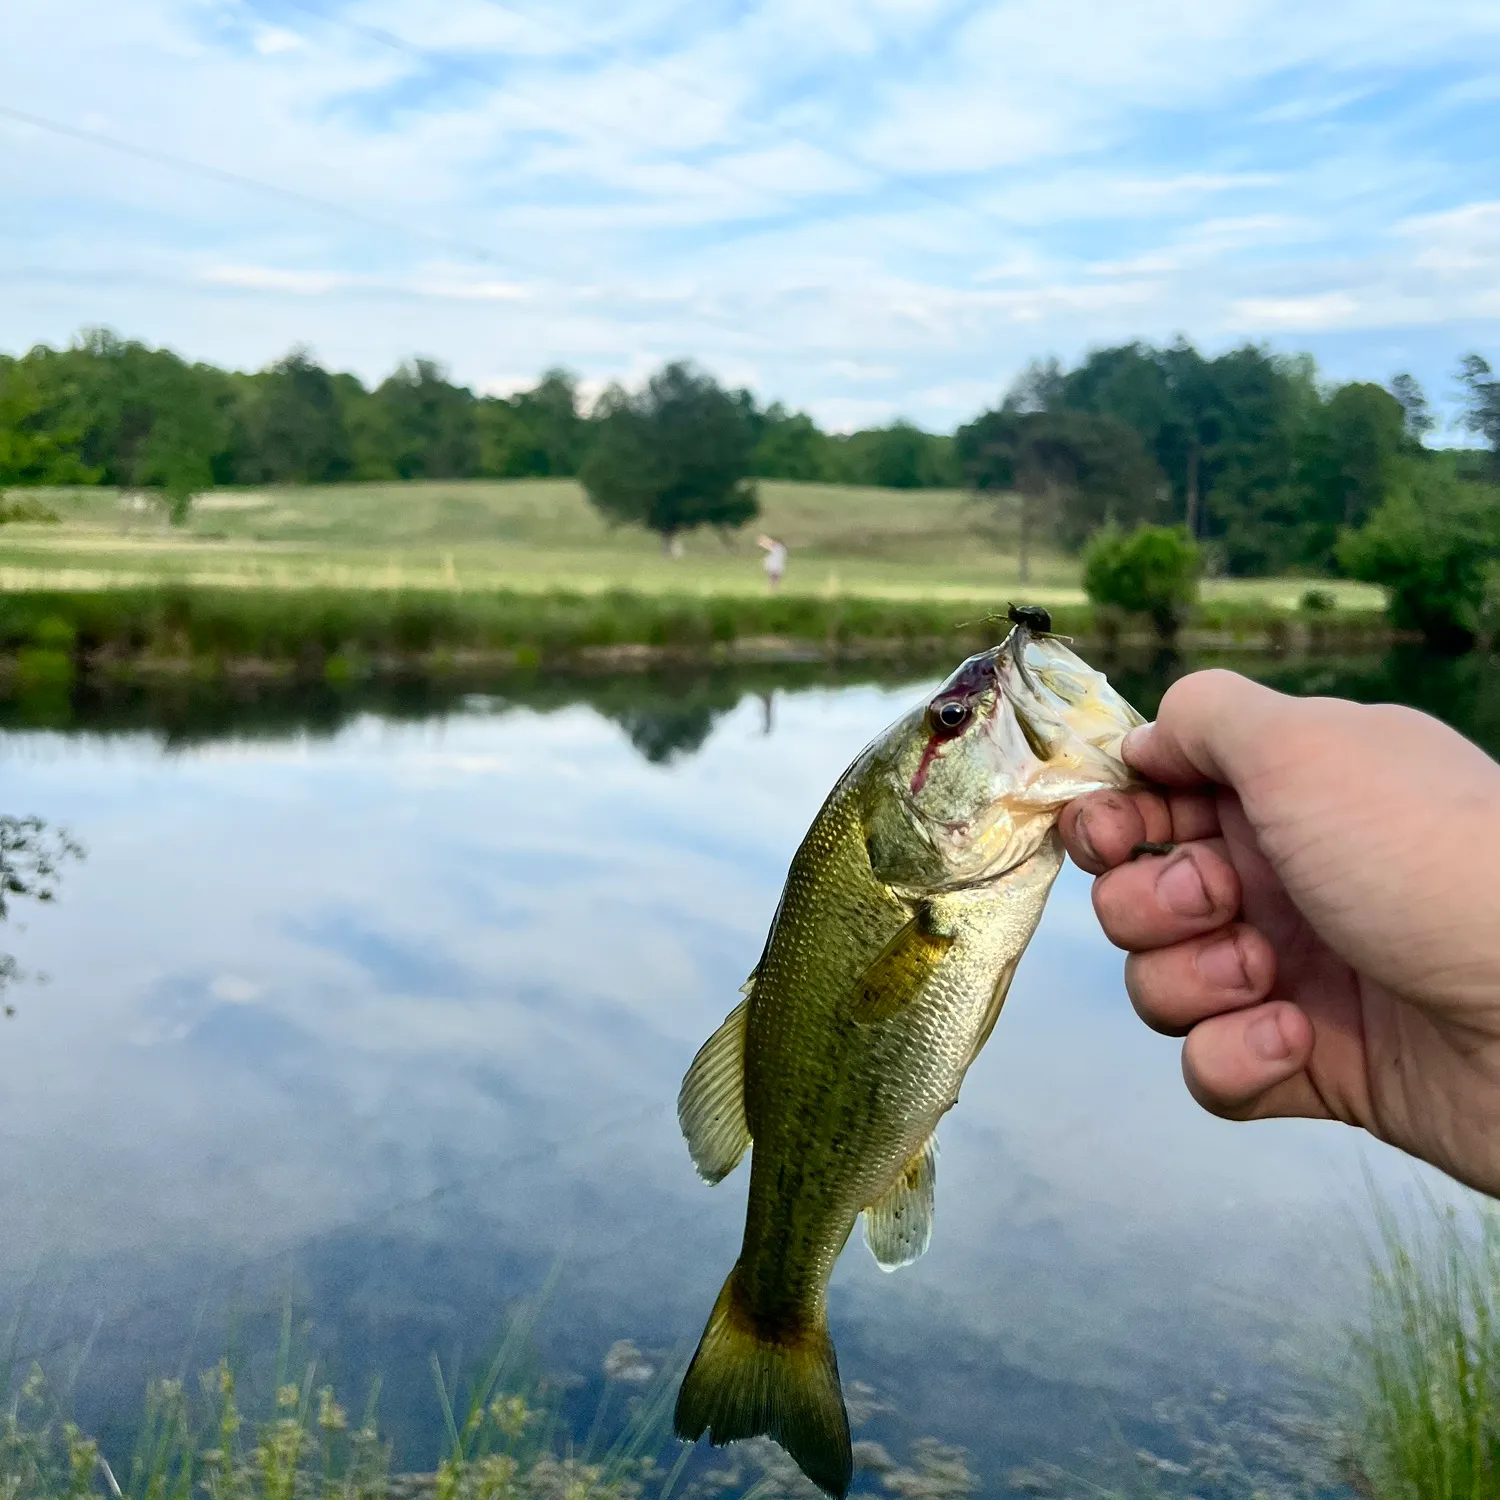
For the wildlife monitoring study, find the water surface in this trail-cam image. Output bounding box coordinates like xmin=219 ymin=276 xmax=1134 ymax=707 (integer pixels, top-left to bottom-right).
xmin=2 ymin=650 xmax=1495 ymax=1489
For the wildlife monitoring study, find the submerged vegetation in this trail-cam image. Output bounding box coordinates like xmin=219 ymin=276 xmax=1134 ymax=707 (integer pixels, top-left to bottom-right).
xmin=0 ymin=1339 xmax=978 ymax=1500
xmin=7 ymin=1188 xmax=1500 ymax=1500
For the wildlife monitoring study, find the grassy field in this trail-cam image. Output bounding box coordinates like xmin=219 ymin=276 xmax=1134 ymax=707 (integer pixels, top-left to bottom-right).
xmin=0 ymin=480 xmax=1385 ymax=613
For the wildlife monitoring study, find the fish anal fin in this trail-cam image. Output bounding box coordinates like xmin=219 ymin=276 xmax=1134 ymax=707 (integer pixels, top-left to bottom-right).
xmin=863 ymin=1133 xmax=937 ymax=1271
xmin=675 ymin=1265 xmax=852 ymax=1499
xmin=847 ymin=911 xmax=953 ymax=1024
xmin=678 ymin=1000 xmax=751 ymax=1184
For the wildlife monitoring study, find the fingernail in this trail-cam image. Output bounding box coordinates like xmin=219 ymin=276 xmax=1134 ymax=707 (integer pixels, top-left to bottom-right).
xmin=1074 ymin=811 xmax=1101 ymax=867
xmin=1157 ymin=851 xmax=1212 ymax=917
xmin=1196 ymin=935 xmax=1249 ymax=992
xmin=1246 ymin=1011 xmax=1291 ymax=1063
xmin=1122 ymin=724 xmax=1152 ymax=764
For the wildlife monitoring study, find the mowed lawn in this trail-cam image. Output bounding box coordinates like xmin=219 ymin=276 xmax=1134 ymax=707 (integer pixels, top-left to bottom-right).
xmin=0 ymin=479 xmax=1383 ymax=612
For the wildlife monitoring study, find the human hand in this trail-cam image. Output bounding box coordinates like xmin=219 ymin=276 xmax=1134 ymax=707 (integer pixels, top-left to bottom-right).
xmin=1059 ymin=669 xmax=1500 ymax=1198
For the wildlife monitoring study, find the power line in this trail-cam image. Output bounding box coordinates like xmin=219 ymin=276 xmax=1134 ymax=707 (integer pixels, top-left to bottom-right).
xmin=0 ymin=101 xmax=773 ymax=353
xmin=0 ymin=103 xmax=509 ymax=270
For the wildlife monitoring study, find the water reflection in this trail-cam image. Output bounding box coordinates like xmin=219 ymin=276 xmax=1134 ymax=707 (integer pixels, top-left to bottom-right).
xmin=0 ymin=813 xmax=83 ymax=1011
xmin=0 ymin=649 xmax=1493 ymax=1490
xmin=2 ymin=645 xmax=1497 ymax=765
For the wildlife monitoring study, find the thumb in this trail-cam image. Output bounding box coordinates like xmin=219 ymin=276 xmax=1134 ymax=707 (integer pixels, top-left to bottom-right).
xmin=1124 ymin=670 xmax=1293 ymax=789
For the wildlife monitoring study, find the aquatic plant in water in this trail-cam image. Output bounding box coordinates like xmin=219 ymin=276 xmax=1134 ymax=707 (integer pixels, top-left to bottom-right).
xmin=1342 ymin=1189 xmax=1500 ymax=1500
xmin=0 ymin=1350 xmax=981 ymax=1500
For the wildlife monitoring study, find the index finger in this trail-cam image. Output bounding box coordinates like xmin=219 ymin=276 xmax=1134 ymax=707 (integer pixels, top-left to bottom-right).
xmin=1124 ymin=670 xmax=1294 ymax=789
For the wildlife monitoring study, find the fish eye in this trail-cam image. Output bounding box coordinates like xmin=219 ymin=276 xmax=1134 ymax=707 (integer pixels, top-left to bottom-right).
xmin=929 ymin=699 xmax=972 ymax=736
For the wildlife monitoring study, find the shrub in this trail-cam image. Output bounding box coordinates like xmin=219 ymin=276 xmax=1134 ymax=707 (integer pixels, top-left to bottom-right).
xmin=1338 ymin=471 xmax=1500 ymax=651
xmin=1300 ymin=588 xmax=1335 ymax=615
xmin=1082 ymin=524 xmax=1201 ymax=638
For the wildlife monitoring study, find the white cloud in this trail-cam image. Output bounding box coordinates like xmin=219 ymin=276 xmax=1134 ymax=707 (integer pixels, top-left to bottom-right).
xmin=251 ymin=26 xmax=303 ymax=56
xmin=1396 ymin=200 xmax=1500 ymax=272
xmin=1228 ymin=291 xmax=1361 ymax=329
xmin=414 ymin=276 xmax=531 ymax=302
xmin=2 ymin=0 xmax=1500 ymax=425
xmin=827 ymin=359 xmax=897 ymax=382
xmin=209 ymin=974 xmax=263 ymax=1002
xmin=199 ymin=265 xmax=359 ymax=294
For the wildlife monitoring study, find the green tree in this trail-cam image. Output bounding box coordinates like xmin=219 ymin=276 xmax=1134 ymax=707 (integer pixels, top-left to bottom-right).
xmin=954 ymin=407 xmax=1162 ymax=580
xmin=1058 ymin=340 xmax=1322 ymax=571
xmin=1295 ymin=381 xmax=1407 ymax=570
xmin=50 ymin=330 xmax=227 ymax=522
xmin=750 ymin=404 xmax=833 ymax=481
xmin=332 ymin=372 xmax=388 ymax=479
xmin=1338 ymin=468 xmax=1500 ymax=650
xmin=1196 ymin=348 xmax=1313 ymax=575
xmin=372 ymin=359 xmax=480 ymax=479
xmin=246 ymin=348 xmax=355 ymax=483
xmin=1058 ymin=341 xmax=1233 ymax=539
xmin=1082 ymin=523 xmax=1202 ymax=638
xmin=1458 ymin=354 xmax=1500 ymax=476
xmin=833 ymin=421 xmax=954 ymax=489
xmin=580 ymin=362 xmax=759 ymax=550
xmin=0 ymin=356 xmax=91 ymax=486
xmin=1390 ymin=372 xmax=1435 ymax=444
xmin=479 ymin=369 xmax=587 ymax=478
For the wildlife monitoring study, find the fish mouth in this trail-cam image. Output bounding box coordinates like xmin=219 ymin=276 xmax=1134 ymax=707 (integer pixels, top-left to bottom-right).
xmin=994 ymin=620 xmax=1143 ymax=769
xmin=995 ymin=621 xmax=1052 ymax=742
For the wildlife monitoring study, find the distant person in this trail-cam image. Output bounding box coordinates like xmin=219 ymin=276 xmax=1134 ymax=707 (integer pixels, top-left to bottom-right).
xmin=759 ymin=689 xmax=775 ymax=736
xmin=758 ymin=534 xmax=788 ymax=592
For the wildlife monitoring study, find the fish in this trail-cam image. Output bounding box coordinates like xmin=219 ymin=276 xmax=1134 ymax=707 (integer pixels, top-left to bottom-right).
xmin=672 ymin=608 xmax=1144 ymax=1497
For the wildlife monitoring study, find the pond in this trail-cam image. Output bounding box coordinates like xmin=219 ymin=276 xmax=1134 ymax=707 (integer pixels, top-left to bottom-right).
xmin=2 ymin=648 xmax=1498 ymax=1495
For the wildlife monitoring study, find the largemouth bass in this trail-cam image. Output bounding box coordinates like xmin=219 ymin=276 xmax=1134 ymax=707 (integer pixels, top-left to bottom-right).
xmin=673 ymin=610 xmax=1143 ymax=1496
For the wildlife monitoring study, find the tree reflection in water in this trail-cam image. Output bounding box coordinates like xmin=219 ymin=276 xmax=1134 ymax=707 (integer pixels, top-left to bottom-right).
xmin=2 ymin=647 xmax=1499 ymax=763
xmin=0 ymin=814 xmax=83 ymax=1014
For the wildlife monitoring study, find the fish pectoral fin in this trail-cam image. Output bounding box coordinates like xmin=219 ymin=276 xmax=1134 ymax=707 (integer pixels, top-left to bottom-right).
xmin=846 ymin=909 xmax=954 ymax=1024
xmin=863 ymin=1133 xmax=938 ymax=1271
xmin=678 ymin=999 xmax=752 ymax=1184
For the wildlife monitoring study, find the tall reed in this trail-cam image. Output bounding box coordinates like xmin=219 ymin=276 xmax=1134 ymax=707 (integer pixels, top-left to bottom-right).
xmin=1344 ymin=1188 xmax=1500 ymax=1499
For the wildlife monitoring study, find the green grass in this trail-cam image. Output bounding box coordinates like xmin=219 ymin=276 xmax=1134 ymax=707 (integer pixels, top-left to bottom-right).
xmin=0 ymin=584 xmax=1392 ymax=684
xmin=1342 ymin=1189 xmax=1500 ymax=1499
xmin=0 ymin=481 xmax=1385 ymax=616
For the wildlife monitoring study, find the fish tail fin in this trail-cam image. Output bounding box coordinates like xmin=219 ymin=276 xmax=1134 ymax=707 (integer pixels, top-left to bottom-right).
xmin=674 ymin=1264 xmax=852 ymax=1499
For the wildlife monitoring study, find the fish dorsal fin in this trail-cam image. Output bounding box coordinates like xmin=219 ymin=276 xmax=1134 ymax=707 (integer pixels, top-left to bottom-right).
xmin=846 ymin=909 xmax=953 ymax=1024
xmin=678 ymin=998 xmax=752 ymax=1184
xmin=864 ymin=1133 xmax=937 ymax=1271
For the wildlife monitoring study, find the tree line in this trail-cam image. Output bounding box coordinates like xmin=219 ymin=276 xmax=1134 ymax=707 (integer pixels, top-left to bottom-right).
xmin=0 ymin=328 xmax=958 ymax=516
xmin=1 ymin=326 xmax=1497 ymax=583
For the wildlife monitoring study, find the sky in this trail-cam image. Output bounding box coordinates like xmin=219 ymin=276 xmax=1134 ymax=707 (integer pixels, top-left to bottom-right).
xmin=2 ymin=0 xmax=1499 ymax=431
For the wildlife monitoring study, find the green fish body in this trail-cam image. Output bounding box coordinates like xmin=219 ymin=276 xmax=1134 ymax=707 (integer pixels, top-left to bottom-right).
xmin=674 ymin=620 xmax=1143 ymax=1496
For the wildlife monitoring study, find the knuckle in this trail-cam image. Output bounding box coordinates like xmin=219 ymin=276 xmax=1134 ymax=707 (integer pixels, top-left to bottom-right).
xmin=1159 ymin=668 xmax=1244 ymax=720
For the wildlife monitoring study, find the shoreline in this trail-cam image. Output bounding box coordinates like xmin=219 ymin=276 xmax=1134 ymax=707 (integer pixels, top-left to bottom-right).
xmin=0 ymin=583 xmax=1402 ymax=687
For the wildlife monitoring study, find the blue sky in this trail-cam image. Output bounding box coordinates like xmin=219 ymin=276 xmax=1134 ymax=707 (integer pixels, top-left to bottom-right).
xmin=2 ymin=0 xmax=1499 ymax=430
